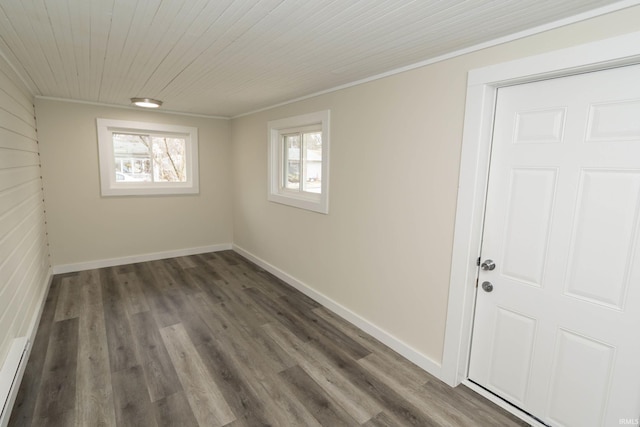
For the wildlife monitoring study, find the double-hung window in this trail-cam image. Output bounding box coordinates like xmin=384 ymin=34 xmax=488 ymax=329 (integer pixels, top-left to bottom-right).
xmin=97 ymin=119 xmax=198 ymax=196
xmin=268 ymin=110 xmax=329 ymax=213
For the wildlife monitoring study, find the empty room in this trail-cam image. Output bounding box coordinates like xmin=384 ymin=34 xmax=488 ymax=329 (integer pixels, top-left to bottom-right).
xmin=1 ymin=1 xmax=640 ymax=426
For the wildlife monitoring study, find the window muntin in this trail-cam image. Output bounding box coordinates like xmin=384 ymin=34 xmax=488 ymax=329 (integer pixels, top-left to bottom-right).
xmin=97 ymin=119 xmax=198 ymax=196
xmin=268 ymin=110 xmax=329 ymax=214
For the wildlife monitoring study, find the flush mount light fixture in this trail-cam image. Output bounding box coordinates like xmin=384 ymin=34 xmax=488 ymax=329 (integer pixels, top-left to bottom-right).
xmin=130 ymin=98 xmax=163 ymax=108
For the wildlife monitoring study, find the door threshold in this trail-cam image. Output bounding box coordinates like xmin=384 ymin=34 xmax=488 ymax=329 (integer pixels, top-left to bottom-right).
xmin=462 ymin=379 xmax=550 ymax=427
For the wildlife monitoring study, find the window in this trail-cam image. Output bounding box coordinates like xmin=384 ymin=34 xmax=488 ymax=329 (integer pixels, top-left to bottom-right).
xmin=97 ymin=119 xmax=198 ymax=196
xmin=268 ymin=110 xmax=329 ymax=213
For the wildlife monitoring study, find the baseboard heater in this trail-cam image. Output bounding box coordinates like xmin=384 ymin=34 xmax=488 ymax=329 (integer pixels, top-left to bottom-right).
xmin=0 ymin=337 xmax=30 ymax=427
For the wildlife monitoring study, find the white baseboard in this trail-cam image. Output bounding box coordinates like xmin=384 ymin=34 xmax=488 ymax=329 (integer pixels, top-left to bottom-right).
xmin=232 ymin=244 xmax=444 ymax=381
xmin=52 ymin=243 xmax=233 ymax=274
xmin=0 ymin=269 xmax=53 ymax=427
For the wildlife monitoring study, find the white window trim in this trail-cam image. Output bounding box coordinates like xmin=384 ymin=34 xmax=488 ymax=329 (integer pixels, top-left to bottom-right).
xmin=97 ymin=118 xmax=199 ymax=196
xmin=268 ymin=110 xmax=330 ymax=214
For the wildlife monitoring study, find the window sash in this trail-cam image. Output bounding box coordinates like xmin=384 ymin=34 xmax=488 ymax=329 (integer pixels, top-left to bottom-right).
xmin=279 ymin=127 xmax=321 ymax=196
xmin=267 ymin=110 xmax=329 ymax=214
xmin=97 ymin=118 xmax=198 ymax=196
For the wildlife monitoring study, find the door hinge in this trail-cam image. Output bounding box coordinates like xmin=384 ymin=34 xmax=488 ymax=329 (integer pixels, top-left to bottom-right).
xmin=477 ymin=257 xmax=481 ymax=266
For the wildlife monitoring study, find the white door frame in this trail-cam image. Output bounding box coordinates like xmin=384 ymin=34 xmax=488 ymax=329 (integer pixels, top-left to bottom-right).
xmin=441 ymin=31 xmax=640 ymax=390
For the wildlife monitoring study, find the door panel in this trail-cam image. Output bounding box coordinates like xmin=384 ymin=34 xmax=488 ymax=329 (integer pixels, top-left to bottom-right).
xmin=488 ymin=307 xmax=537 ymax=405
xmin=547 ymin=329 xmax=615 ymax=427
xmin=564 ymin=169 xmax=640 ymax=310
xmin=501 ymin=168 xmax=557 ymax=287
xmin=468 ymin=64 xmax=640 ymax=427
xmin=514 ymin=108 xmax=566 ymax=144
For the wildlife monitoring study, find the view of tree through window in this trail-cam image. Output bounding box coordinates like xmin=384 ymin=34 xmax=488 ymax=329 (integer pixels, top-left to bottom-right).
xmin=113 ymin=133 xmax=186 ymax=183
xmin=283 ymin=131 xmax=322 ymax=194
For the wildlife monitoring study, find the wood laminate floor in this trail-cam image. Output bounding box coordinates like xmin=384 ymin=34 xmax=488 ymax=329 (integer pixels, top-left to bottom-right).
xmin=9 ymin=251 xmax=528 ymax=426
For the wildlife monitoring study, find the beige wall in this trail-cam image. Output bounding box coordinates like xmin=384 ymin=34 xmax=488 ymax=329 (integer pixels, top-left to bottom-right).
xmin=231 ymin=7 xmax=640 ymax=364
xmin=37 ymin=99 xmax=233 ymax=267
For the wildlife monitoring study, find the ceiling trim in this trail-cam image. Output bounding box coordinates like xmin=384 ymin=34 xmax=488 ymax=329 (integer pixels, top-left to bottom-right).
xmin=232 ymin=0 xmax=640 ymax=119
xmin=34 ymin=96 xmax=230 ymax=120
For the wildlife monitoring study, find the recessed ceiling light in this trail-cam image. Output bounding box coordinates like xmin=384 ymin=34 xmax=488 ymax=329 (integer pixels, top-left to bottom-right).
xmin=130 ymin=98 xmax=162 ymax=108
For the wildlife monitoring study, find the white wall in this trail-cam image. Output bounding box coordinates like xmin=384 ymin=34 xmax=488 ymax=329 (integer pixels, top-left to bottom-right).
xmin=0 ymin=55 xmax=50 ymax=384
xmin=36 ymin=99 xmax=233 ymax=269
xmin=230 ymin=6 xmax=640 ymax=368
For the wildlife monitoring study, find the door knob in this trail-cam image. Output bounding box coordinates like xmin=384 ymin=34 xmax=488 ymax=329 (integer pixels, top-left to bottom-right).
xmin=481 ymin=259 xmax=496 ymax=271
xmin=481 ymin=281 xmax=494 ymax=292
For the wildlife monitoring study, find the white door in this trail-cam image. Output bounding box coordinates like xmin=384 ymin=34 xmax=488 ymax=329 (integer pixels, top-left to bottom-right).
xmin=468 ymin=64 xmax=640 ymax=427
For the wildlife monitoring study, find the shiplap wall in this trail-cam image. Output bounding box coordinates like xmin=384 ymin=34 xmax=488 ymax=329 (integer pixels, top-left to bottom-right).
xmin=0 ymin=52 xmax=50 ymax=377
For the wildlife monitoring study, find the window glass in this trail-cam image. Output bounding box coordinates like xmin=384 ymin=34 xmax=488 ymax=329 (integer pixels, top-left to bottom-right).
xmin=284 ymin=134 xmax=300 ymax=190
xmin=267 ymin=110 xmax=329 ymax=214
xmin=151 ymin=136 xmax=187 ymax=182
xmin=303 ymin=131 xmax=322 ymax=194
xmin=97 ymin=119 xmax=198 ymax=196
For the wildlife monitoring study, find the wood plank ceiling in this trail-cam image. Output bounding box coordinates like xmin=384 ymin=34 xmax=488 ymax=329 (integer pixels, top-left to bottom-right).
xmin=0 ymin=0 xmax=633 ymax=117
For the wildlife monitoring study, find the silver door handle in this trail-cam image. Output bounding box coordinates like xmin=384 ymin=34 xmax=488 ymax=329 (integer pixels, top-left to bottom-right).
xmin=481 ymin=259 xmax=496 ymax=271
xmin=481 ymin=281 xmax=494 ymax=292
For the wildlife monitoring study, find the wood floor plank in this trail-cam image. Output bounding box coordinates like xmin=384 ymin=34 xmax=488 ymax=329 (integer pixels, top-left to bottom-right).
xmin=436 ymin=381 xmax=529 ymax=426
xmin=184 ymin=265 xmax=229 ymax=304
xmin=147 ymin=260 xmax=184 ymax=292
xmin=117 ymin=272 xmax=150 ymax=316
xmin=312 ymin=306 xmax=435 ymax=380
xmin=192 ymin=254 xmax=224 ymax=281
xmin=280 ymin=293 xmax=372 ymax=360
xmin=358 ymin=352 xmax=470 ymax=426
xmin=207 ymin=277 xmax=272 ymax=328
xmin=53 ymin=274 xmax=82 ymax=321
xmin=262 ymin=321 xmax=383 ymax=424
xmin=75 ymin=271 xmax=117 ymax=427
xmin=193 ymin=339 xmax=273 ymax=427
xmin=134 ymin=261 xmax=172 ymax=294
xmin=112 ymin=365 xmax=158 ymax=427
xmin=358 ymin=352 xmax=430 ymax=392
xmin=152 ymin=392 xmax=199 ymax=427
xmin=174 ymin=255 xmax=197 ymax=269
xmin=129 ymin=311 xmax=182 ymax=402
xmin=244 ymin=287 xmax=314 ymax=343
xmin=362 ymin=411 xmax=399 ymax=426
xmin=100 ymin=267 xmax=139 ymax=373
xmin=304 ymin=328 xmax=442 ymax=426
xmin=175 ymin=303 xmax=274 ymax=426
xmin=280 ymin=364 xmax=361 ymax=426
xmin=187 ymin=292 xmax=296 ymax=374
xmin=32 ymin=317 xmax=79 ymax=424
xmin=160 ymin=258 xmax=200 ymax=295
xmin=159 ymin=323 xmax=236 ymax=427
xmin=245 ymin=285 xmax=372 ymax=363
xmin=215 ymin=250 xmax=240 ymax=266
xmin=206 ymin=253 xmax=285 ymax=300
xmin=256 ymin=373 xmax=324 ymax=427
xmin=179 ymin=296 xmax=319 ymax=426
xmin=134 ymin=262 xmax=184 ymax=328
